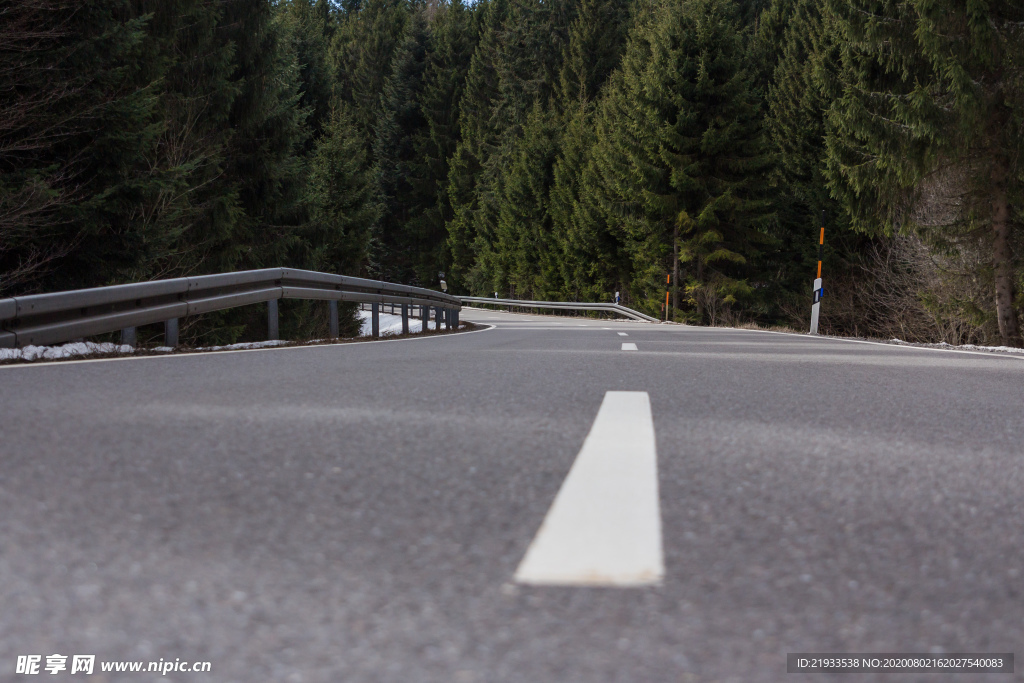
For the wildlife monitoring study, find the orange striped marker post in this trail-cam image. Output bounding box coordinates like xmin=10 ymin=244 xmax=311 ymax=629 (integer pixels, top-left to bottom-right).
xmin=664 ymin=274 xmax=671 ymax=322
xmin=810 ymin=211 xmax=825 ymax=334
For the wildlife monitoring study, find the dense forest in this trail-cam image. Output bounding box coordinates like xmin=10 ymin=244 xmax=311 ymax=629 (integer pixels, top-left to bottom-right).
xmin=1 ymin=0 xmax=1022 ymax=345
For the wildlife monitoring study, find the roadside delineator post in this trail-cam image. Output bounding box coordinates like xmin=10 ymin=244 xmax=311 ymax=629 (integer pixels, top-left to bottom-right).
xmin=810 ymin=211 xmax=825 ymax=335
xmin=664 ymin=274 xmax=671 ymax=322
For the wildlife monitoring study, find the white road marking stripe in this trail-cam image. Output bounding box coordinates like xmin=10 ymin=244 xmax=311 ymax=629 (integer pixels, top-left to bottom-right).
xmin=514 ymin=391 xmax=663 ymax=586
xmin=622 ymin=342 xmax=638 ymax=351
xmin=618 ymin=332 xmax=628 ymax=336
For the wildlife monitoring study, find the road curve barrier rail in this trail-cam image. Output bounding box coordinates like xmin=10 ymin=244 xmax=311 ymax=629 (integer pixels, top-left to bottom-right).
xmin=0 ymin=268 xmax=462 ymax=348
xmin=459 ymin=296 xmax=658 ymax=323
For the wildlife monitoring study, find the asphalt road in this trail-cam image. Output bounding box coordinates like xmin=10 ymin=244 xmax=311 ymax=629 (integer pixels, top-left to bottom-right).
xmin=2 ymin=309 xmax=1023 ymax=682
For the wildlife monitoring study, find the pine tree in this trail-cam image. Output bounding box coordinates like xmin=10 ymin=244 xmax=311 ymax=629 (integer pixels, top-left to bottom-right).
xmin=0 ymin=0 xmax=166 ymax=293
xmin=218 ymin=0 xmax=310 ymax=272
xmin=280 ymin=0 xmax=337 ymax=145
xmin=494 ymin=104 xmax=561 ymax=298
xmin=330 ymin=0 xmax=410 ymax=137
xmin=445 ymin=0 xmax=508 ymax=292
xmin=122 ymin=0 xmax=241 ymax=283
xmin=303 ymin=104 xmax=380 ymax=275
xmin=372 ymin=8 xmax=431 ymax=282
xmin=446 ymin=0 xmax=576 ymax=294
xmin=756 ymin=0 xmax=850 ymax=313
xmin=555 ymin=0 xmax=631 ymax=108
xmin=402 ymin=0 xmax=477 ymax=287
xmin=546 ymin=0 xmax=634 ymax=302
xmin=549 ymin=107 xmax=630 ymax=302
xmin=825 ymin=0 xmax=1024 ymax=346
xmin=592 ymin=0 xmax=773 ymax=321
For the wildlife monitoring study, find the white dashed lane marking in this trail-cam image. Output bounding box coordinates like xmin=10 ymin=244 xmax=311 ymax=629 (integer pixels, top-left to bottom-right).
xmin=621 ymin=343 xmax=638 ymax=351
xmin=618 ymin=332 xmax=628 ymax=337
xmin=514 ymin=391 xmax=663 ymax=586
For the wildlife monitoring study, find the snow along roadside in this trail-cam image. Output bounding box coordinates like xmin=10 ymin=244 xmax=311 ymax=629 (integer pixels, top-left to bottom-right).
xmin=887 ymin=338 xmax=1024 ymax=355
xmin=357 ymin=309 xmax=438 ymax=336
xmin=0 ymin=310 xmax=446 ymax=363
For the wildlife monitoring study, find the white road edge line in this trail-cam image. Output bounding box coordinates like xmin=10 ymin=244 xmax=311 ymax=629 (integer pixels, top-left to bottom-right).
xmin=515 ymin=391 xmax=663 ymax=587
xmin=621 ymin=342 xmax=638 ymax=351
xmin=698 ymin=325 xmax=1024 ymax=361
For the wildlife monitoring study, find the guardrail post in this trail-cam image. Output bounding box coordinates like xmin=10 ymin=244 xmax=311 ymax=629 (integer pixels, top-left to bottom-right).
xmin=268 ymin=299 xmax=279 ymax=340
xmin=434 ymin=306 xmax=442 ymax=330
xmin=165 ymin=319 xmax=179 ymax=347
xmin=401 ymin=304 xmax=409 ymax=334
xmin=121 ymin=327 xmax=136 ymax=348
xmin=453 ymin=309 xmax=459 ymax=329
xmin=329 ymin=301 xmax=339 ymax=338
xmin=372 ymin=303 xmax=380 ymax=338
xmin=422 ymin=304 xmax=429 ymax=331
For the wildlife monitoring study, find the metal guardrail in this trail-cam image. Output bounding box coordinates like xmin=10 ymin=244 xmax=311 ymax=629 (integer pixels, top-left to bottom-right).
xmin=459 ymin=296 xmax=659 ymax=323
xmin=0 ymin=268 xmax=462 ymax=348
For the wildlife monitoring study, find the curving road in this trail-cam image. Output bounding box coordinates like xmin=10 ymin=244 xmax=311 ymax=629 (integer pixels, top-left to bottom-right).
xmin=2 ymin=309 xmax=1023 ymax=682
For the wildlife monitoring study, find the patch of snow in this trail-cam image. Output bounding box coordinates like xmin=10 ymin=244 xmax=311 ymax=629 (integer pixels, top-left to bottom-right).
xmin=193 ymin=340 xmax=291 ymax=351
xmin=0 ymin=312 xmax=453 ymax=363
xmin=357 ymin=310 xmax=429 ymax=336
xmin=0 ymin=341 xmax=134 ymax=362
xmin=889 ymin=338 xmax=1024 ymax=355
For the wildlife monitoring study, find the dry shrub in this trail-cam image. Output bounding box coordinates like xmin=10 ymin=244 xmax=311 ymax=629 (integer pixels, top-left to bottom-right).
xmin=807 ymin=234 xmax=995 ymax=344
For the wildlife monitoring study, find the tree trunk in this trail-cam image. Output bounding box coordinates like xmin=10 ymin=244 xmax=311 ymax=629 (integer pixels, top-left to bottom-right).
xmin=991 ymin=159 xmax=1021 ymax=347
xmin=672 ymin=226 xmax=679 ymax=313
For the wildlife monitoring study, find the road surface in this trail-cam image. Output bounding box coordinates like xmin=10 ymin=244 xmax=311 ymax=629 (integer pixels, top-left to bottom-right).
xmin=2 ymin=309 xmax=1023 ymax=682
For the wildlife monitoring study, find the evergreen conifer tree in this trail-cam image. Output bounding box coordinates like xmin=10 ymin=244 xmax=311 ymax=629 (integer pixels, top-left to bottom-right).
xmin=124 ymin=0 xmax=241 ymax=282
xmin=494 ymin=104 xmax=561 ymax=298
xmin=0 ymin=0 xmax=168 ymax=292
xmin=304 ymin=104 xmax=380 ymax=275
xmin=451 ymin=0 xmax=576 ymax=294
xmin=402 ymin=0 xmax=477 ymax=287
xmin=756 ymin=0 xmax=849 ymax=310
xmin=445 ymin=0 xmax=509 ymax=292
xmin=280 ymin=0 xmax=337 ymax=146
xmin=330 ymin=0 xmax=410 ymax=137
xmin=825 ymin=0 xmax=1024 ymax=345
xmin=592 ymin=0 xmax=773 ymax=320
xmin=372 ymin=9 xmax=431 ymax=281
xmin=219 ymin=0 xmax=310 ymax=272
xmin=547 ymin=0 xmax=633 ymax=301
